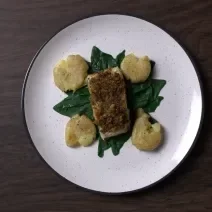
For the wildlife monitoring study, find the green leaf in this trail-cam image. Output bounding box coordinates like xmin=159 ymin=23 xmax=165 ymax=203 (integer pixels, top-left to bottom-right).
xmin=91 ymin=46 xmax=117 ymax=72
xmin=53 ymin=87 xmax=94 ymax=119
xmin=131 ymin=79 xmax=166 ymax=112
xmin=143 ymin=96 xmax=164 ymax=113
xmin=86 ymin=61 xmax=93 ymax=74
xmin=150 ymin=79 xmax=166 ymax=100
xmin=116 ymin=50 xmax=125 ymax=68
xmin=98 ymin=136 xmax=111 ymax=158
xmin=109 ymin=132 xmax=131 ymax=156
xmin=81 ymin=104 xmax=93 ymax=120
xmin=98 ymin=132 xmax=131 ymax=157
xmin=132 ymin=86 xmax=153 ymax=109
xmin=90 ymin=46 xmax=125 ymax=73
xmin=131 ymin=80 xmax=151 ymax=95
xmin=65 ymin=86 xmax=90 ymax=96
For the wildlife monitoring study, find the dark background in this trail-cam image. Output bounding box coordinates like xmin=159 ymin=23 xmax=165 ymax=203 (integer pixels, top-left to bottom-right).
xmin=0 ymin=0 xmax=212 ymax=211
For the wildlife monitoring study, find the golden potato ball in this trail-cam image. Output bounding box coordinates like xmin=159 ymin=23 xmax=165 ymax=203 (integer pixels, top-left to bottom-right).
xmin=121 ymin=54 xmax=151 ymax=83
xmin=65 ymin=115 xmax=96 ymax=147
xmin=53 ymin=55 xmax=88 ymax=92
xmin=132 ymin=110 xmax=162 ymax=151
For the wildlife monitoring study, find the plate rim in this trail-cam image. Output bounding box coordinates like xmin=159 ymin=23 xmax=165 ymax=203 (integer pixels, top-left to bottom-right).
xmin=21 ymin=13 xmax=205 ymax=195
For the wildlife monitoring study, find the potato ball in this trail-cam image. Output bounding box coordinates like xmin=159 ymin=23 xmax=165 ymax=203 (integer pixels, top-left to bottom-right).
xmin=53 ymin=55 xmax=88 ymax=92
xmin=65 ymin=115 xmax=96 ymax=147
xmin=132 ymin=109 xmax=162 ymax=151
xmin=121 ymin=54 xmax=151 ymax=83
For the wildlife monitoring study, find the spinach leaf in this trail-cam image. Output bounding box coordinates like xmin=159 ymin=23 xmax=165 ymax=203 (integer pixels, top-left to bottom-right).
xmin=116 ymin=50 xmax=125 ymax=68
xmin=53 ymin=87 xmax=94 ymax=119
xmin=109 ymin=132 xmax=131 ymax=156
xmin=132 ymin=86 xmax=153 ymax=109
xmin=65 ymin=86 xmax=90 ymax=96
xmin=131 ymin=79 xmax=166 ymax=112
xmin=91 ymin=46 xmax=117 ymax=72
xmin=131 ymin=80 xmax=151 ymax=95
xmin=150 ymin=79 xmax=166 ymax=100
xmin=81 ymin=104 xmax=93 ymax=120
xmin=98 ymin=132 xmax=131 ymax=158
xmin=90 ymin=46 xmax=125 ymax=72
xmin=125 ymin=80 xmax=134 ymax=110
xmin=143 ymin=96 xmax=164 ymax=113
xmin=98 ymin=136 xmax=111 ymax=158
xmin=86 ymin=61 xmax=93 ymax=74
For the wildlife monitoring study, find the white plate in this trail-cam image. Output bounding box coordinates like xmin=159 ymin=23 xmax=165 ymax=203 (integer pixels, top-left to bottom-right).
xmin=22 ymin=15 xmax=204 ymax=194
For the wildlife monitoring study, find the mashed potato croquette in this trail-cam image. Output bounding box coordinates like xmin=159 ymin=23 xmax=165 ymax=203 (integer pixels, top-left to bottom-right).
xmin=121 ymin=54 xmax=151 ymax=83
xmin=53 ymin=55 xmax=88 ymax=92
xmin=65 ymin=115 xmax=96 ymax=147
xmin=132 ymin=109 xmax=162 ymax=151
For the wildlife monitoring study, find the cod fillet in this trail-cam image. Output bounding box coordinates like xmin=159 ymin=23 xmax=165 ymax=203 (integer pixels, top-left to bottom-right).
xmin=87 ymin=67 xmax=130 ymax=139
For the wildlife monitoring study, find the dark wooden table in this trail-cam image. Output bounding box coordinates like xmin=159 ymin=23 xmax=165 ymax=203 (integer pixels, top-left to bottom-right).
xmin=0 ymin=0 xmax=212 ymax=211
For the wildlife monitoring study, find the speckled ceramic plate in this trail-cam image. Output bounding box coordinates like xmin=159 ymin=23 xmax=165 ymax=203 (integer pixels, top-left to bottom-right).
xmin=22 ymin=15 xmax=204 ymax=194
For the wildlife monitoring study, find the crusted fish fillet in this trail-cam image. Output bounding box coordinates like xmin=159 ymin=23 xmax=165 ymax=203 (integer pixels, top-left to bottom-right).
xmin=87 ymin=67 xmax=130 ymax=139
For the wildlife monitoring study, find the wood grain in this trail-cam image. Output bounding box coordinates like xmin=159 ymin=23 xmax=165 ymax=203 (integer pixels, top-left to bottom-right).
xmin=0 ymin=0 xmax=212 ymax=211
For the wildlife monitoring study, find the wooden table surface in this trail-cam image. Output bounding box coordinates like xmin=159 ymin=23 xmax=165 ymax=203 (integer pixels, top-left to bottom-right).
xmin=0 ymin=0 xmax=212 ymax=211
